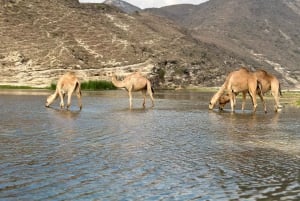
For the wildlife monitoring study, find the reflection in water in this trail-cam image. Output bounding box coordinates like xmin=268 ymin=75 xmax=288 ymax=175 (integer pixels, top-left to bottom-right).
xmin=0 ymin=91 xmax=299 ymax=200
xmin=46 ymin=107 xmax=81 ymax=120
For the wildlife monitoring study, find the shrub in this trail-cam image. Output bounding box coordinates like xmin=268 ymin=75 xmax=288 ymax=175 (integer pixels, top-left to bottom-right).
xmin=49 ymin=80 xmax=116 ymax=91
xmin=81 ymin=80 xmax=116 ymax=90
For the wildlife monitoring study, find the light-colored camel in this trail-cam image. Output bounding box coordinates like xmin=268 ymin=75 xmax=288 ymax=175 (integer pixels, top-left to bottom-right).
xmin=209 ymin=67 xmax=263 ymax=112
xmin=218 ymin=69 xmax=282 ymax=112
xmin=111 ymin=72 xmax=154 ymax=109
xmin=45 ymin=72 xmax=82 ymax=110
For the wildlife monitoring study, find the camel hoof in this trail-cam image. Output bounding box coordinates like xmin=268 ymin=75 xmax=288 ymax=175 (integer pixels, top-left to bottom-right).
xmin=275 ymin=108 xmax=282 ymax=112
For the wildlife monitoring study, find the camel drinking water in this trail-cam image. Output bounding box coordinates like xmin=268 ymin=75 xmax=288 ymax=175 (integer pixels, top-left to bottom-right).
xmin=45 ymin=72 xmax=82 ymax=110
xmin=111 ymin=72 xmax=154 ymax=109
xmin=209 ymin=67 xmax=263 ymax=113
xmin=218 ymin=69 xmax=282 ymax=112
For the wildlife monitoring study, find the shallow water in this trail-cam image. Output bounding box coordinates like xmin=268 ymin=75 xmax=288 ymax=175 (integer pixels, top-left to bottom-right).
xmin=0 ymin=90 xmax=299 ymax=200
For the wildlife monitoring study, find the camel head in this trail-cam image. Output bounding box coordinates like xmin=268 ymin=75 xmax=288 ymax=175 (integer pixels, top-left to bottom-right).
xmin=218 ymin=94 xmax=231 ymax=110
xmin=45 ymin=93 xmax=57 ymax=107
xmin=208 ymin=102 xmax=214 ymax=110
xmin=208 ymin=93 xmax=220 ymax=110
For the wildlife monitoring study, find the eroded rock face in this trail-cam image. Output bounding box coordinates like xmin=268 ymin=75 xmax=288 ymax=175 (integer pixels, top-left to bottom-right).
xmin=0 ymin=0 xmax=270 ymax=89
xmin=0 ymin=51 xmax=156 ymax=87
xmin=146 ymin=0 xmax=300 ymax=89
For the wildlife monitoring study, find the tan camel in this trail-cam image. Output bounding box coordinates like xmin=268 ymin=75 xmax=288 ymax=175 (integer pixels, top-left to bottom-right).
xmin=111 ymin=72 xmax=154 ymax=109
xmin=218 ymin=69 xmax=282 ymax=112
xmin=45 ymin=72 xmax=82 ymax=110
xmin=209 ymin=67 xmax=263 ymax=112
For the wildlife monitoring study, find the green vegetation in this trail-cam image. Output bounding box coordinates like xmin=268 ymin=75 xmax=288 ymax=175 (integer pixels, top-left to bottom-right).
xmin=276 ymin=91 xmax=300 ymax=106
xmin=0 ymin=85 xmax=35 ymax=89
xmin=49 ymin=80 xmax=116 ymax=91
xmin=81 ymin=80 xmax=116 ymax=90
xmin=49 ymin=83 xmax=56 ymax=90
xmin=1 ymin=80 xmax=116 ymax=91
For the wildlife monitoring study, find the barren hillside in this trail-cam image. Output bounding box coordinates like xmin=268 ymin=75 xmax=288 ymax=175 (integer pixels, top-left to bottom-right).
xmin=146 ymin=0 xmax=300 ymax=89
xmin=0 ymin=0 xmax=273 ymax=88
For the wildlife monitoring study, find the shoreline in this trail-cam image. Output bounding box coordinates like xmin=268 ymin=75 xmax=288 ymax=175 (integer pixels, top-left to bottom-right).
xmin=1 ymin=88 xmax=299 ymax=107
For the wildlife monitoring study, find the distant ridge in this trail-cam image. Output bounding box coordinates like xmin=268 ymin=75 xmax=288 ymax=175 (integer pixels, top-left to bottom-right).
xmin=103 ymin=0 xmax=141 ymax=13
xmin=146 ymin=0 xmax=300 ymax=88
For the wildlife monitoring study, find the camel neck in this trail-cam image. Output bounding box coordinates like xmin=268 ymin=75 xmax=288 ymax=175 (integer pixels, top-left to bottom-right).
xmin=111 ymin=76 xmax=125 ymax=88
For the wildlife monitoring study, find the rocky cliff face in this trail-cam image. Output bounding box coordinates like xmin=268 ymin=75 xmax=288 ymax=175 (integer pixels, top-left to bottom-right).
xmin=0 ymin=0 xmax=266 ymax=88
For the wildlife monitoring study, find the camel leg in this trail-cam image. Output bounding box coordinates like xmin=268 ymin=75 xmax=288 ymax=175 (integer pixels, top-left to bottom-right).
xmin=148 ymin=89 xmax=154 ymax=108
xmin=67 ymin=91 xmax=73 ymax=110
xmin=229 ymin=92 xmax=235 ymax=112
xmin=271 ymin=88 xmax=281 ymax=112
xmin=59 ymin=90 xmax=65 ymax=109
xmin=233 ymin=93 xmax=237 ymax=108
xmin=273 ymin=95 xmax=280 ymax=112
xmin=77 ymin=90 xmax=82 ymax=110
xmin=146 ymin=82 xmax=154 ymax=107
xmin=258 ymin=93 xmax=267 ymax=113
xmin=128 ymin=90 xmax=133 ymax=109
xmin=142 ymin=90 xmax=146 ymax=108
xmin=241 ymin=92 xmax=246 ymax=111
xmin=149 ymin=93 xmax=154 ymax=107
xmin=249 ymin=91 xmax=257 ymax=113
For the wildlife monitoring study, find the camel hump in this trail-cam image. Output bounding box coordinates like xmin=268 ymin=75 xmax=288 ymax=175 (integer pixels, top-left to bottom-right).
xmin=258 ymin=69 xmax=268 ymax=74
xmin=239 ymin=67 xmax=250 ymax=72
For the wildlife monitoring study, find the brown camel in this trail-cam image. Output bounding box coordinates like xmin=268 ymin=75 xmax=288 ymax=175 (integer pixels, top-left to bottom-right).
xmin=45 ymin=72 xmax=82 ymax=110
xmin=218 ymin=69 xmax=282 ymax=112
xmin=209 ymin=67 xmax=263 ymax=112
xmin=111 ymin=72 xmax=154 ymax=109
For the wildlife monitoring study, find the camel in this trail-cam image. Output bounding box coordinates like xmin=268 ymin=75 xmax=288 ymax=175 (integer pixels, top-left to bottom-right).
xmin=218 ymin=69 xmax=282 ymax=112
xmin=45 ymin=72 xmax=82 ymax=110
xmin=209 ymin=67 xmax=263 ymax=113
xmin=111 ymin=72 xmax=154 ymax=109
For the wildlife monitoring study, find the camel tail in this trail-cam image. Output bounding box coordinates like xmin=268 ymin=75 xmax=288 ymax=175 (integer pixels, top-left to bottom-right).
xmin=151 ymin=86 xmax=154 ymax=94
xmin=74 ymin=81 xmax=81 ymax=95
xmin=257 ymin=80 xmax=263 ymax=97
xmin=279 ymin=83 xmax=282 ymax=96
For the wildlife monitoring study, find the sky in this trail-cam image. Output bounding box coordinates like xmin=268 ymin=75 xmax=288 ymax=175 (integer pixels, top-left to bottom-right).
xmin=79 ymin=0 xmax=209 ymax=9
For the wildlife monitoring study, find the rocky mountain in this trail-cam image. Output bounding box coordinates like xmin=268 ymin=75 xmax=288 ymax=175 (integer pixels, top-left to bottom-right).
xmin=146 ymin=0 xmax=300 ymax=89
xmin=103 ymin=0 xmax=141 ymax=14
xmin=0 ymin=0 xmax=286 ymax=89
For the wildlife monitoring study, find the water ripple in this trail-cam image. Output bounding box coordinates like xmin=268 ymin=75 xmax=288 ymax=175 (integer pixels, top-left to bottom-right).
xmin=0 ymin=92 xmax=299 ymax=200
